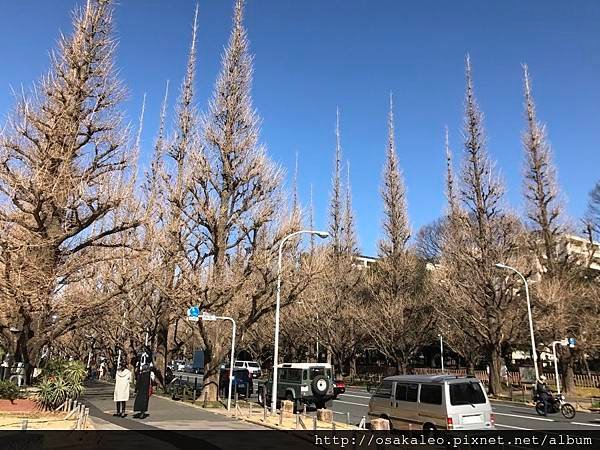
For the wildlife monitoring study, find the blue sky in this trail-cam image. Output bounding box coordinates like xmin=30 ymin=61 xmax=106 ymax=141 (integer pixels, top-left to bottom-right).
xmin=1 ymin=1 xmax=599 ymax=256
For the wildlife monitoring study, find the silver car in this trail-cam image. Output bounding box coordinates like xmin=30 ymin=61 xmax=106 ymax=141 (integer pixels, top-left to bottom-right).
xmin=368 ymin=375 xmax=495 ymax=430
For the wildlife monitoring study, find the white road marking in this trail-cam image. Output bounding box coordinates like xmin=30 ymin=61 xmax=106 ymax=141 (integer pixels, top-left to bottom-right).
xmin=339 ymin=393 xmax=371 ymax=399
xmin=334 ymin=400 xmax=370 ymax=407
xmin=494 ymin=412 xmax=554 ymax=422
xmin=495 ymin=424 xmax=530 ymax=430
xmin=571 ymin=421 xmax=600 ymax=427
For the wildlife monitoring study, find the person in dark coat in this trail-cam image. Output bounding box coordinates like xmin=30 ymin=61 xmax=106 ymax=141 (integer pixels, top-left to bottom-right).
xmin=133 ymin=364 xmax=153 ymax=419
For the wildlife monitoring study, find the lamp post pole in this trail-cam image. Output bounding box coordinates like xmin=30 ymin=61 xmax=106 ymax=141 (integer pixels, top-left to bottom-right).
xmin=551 ymin=340 xmax=562 ymax=395
xmin=271 ymin=230 xmax=328 ymax=415
xmin=495 ymin=263 xmax=539 ymax=381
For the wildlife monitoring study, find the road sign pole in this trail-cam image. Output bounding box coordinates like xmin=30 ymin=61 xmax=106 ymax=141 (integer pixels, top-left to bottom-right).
xmin=199 ymin=313 xmax=236 ymax=411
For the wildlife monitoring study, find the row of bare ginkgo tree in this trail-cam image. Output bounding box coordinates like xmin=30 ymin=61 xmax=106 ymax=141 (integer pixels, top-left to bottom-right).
xmin=1 ymin=0 xmax=599 ymax=399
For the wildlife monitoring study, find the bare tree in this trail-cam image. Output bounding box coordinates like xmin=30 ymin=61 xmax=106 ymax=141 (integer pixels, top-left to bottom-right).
xmin=169 ymin=0 xmax=315 ymax=401
xmin=521 ymin=65 xmax=566 ymax=276
xmin=439 ymin=57 xmax=528 ymax=395
xmin=317 ymin=109 xmax=365 ymax=376
xmin=363 ymin=94 xmax=434 ymax=374
xmin=0 ymin=0 xmax=141 ymax=372
xmin=585 ymin=181 xmax=600 ymax=242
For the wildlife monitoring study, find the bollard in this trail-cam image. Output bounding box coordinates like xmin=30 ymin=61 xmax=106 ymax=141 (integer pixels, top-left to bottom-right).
xmin=303 ymin=404 xmax=307 ymax=416
xmin=332 ymin=421 xmax=336 ymax=431
xmin=347 ymin=412 xmax=350 ymax=425
xmin=246 ymin=383 xmax=249 ymax=399
xmin=263 ymin=404 xmax=267 ymax=422
xmin=83 ymin=407 xmax=89 ymax=430
xmin=203 ymin=392 xmax=208 ymax=408
xmin=235 ymin=392 xmax=239 ymax=407
xmin=193 ymin=389 xmax=197 ymax=402
xmin=278 ymin=410 xmax=283 ymax=426
xmin=249 ymin=402 xmax=252 ymax=417
xmin=370 ymin=418 xmax=390 ymax=430
xmin=317 ymin=408 xmax=333 ymax=423
xmin=313 ymin=415 xmax=317 ymax=430
xmin=21 ymin=419 xmax=28 ymax=430
xmin=295 ymin=413 xmax=299 ymax=430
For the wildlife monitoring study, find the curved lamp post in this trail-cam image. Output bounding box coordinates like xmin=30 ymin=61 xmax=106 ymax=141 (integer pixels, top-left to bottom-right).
xmin=271 ymin=230 xmax=328 ymax=414
xmin=494 ymin=263 xmax=539 ymax=381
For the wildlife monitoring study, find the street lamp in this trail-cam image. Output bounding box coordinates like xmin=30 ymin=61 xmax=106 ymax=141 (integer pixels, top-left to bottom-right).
xmin=494 ymin=263 xmax=539 ymax=381
xmin=438 ymin=334 xmax=444 ymax=373
xmin=272 ymin=229 xmax=328 ymax=414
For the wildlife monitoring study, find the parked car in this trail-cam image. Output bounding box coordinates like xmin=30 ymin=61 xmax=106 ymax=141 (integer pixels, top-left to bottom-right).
xmin=192 ymin=350 xmax=204 ymax=374
xmin=169 ymin=360 xmax=186 ymax=372
xmin=333 ymin=379 xmax=346 ymax=398
xmin=219 ymin=368 xmax=254 ymax=398
xmin=234 ymin=360 xmax=262 ymax=378
xmin=257 ymin=363 xmax=335 ymax=412
xmin=368 ymin=375 xmax=494 ymax=431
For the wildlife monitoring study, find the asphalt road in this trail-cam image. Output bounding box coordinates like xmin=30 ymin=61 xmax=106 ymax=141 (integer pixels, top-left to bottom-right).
xmin=170 ymin=375 xmax=600 ymax=432
xmin=330 ymin=386 xmax=600 ymax=431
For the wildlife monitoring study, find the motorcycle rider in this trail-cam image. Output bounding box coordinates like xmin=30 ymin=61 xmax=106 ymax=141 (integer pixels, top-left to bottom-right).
xmin=535 ymin=375 xmax=553 ymax=416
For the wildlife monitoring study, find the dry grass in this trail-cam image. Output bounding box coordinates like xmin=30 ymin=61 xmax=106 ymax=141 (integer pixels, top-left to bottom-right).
xmin=0 ymin=411 xmax=90 ymax=430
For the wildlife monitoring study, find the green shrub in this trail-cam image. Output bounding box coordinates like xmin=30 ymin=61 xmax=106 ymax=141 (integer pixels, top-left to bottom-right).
xmin=36 ymin=358 xmax=85 ymax=410
xmin=0 ymin=380 xmax=21 ymax=402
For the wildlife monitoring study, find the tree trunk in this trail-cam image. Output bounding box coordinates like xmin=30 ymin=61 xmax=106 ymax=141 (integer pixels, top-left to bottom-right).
xmin=200 ymin=342 xmax=221 ymax=402
xmin=560 ymin=348 xmax=576 ymax=394
xmin=155 ymin=317 xmax=169 ymax=388
xmin=396 ymin=359 xmax=407 ymax=375
xmin=349 ymin=358 xmax=357 ymax=379
xmin=466 ymin=360 xmax=475 ymax=376
xmin=487 ymin=346 xmax=502 ymax=396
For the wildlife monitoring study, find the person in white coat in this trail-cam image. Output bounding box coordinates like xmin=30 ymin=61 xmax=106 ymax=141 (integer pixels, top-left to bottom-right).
xmin=113 ymin=362 xmax=132 ymax=417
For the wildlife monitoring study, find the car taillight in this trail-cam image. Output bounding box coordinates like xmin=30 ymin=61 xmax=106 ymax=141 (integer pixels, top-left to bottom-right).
xmin=446 ymin=417 xmax=453 ymax=430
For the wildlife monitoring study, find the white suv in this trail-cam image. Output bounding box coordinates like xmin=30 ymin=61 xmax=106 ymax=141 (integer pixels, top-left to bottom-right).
xmin=234 ymin=360 xmax=262 ymax=378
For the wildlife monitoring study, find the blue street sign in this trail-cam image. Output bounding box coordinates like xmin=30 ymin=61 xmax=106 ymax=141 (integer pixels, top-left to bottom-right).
xmin=187 ymin=306 xmax=200 ymax=318
xmin=568 ymin=337 xmax=576 ymax=348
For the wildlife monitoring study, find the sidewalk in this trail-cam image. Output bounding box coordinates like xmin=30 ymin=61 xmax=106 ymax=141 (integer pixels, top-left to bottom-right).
xmin=82 ymin=381 xmax=264 ymax=431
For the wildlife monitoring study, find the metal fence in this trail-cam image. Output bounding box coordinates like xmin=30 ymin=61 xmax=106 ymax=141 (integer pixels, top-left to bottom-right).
xmin=353 ymin=365 xmax=600 ymax=388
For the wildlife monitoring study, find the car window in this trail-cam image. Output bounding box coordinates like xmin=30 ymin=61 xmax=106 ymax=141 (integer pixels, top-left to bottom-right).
xmin=248 ymin=362 xmax=260 ymax=368
xmin=234 ymin=362 xmax=244 ymax=367
xmin=373 ymin=380 xmax=393 ymax=399
xmin=279 ymin=369 xmax=287 ymax=380
xmin=302 ymin=370 xmax=308 ymax=381
xmin=310 ymin=367 xmax=325 ymax=378
xmin=449 ymin=382 xmax=486 ymax=406
xmin=395 ymin=383 xmax=418 ymax=402
xmin=420 ymin=384 xmax=442 ymax=405
xmin=287 ymin=369 xmax=302 ymax=383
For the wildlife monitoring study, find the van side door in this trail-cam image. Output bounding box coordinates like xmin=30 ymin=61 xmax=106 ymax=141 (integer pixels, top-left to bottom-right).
xmin=392 ymin=382 xmax=419 ymax=426
xmin=418 ymin=383 xmax=444 ymax=429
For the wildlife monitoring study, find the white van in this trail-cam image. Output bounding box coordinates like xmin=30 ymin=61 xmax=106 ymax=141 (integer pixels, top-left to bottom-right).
xmin=234 ymin=360 xmax=262 ymax=378
xmin=368 ymin=375 xmax=494 ymax=430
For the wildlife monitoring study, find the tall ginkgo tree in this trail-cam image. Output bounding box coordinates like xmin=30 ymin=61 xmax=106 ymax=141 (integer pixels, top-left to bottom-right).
xmin=0 ymin=0 xmax=141 ymax=373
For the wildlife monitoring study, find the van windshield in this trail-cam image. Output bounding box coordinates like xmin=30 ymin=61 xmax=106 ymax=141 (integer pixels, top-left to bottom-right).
xmin=248 ymin=362 xmax=260 ymax=368
xmin=449 ymin=382 xmax=486 ymax=406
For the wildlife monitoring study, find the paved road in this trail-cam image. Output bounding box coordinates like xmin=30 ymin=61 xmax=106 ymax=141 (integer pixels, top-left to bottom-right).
xmin=330 ymin=386 xmax=600 ymax=431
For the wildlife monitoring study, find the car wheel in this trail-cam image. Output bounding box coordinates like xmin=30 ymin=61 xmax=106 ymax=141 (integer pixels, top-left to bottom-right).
xmin=311 ymin=375 xmax=330 ymax=397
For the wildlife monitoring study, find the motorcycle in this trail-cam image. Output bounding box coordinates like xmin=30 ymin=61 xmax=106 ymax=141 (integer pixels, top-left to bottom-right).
xmin=534 ymin=393 xmax=576 ymax=419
